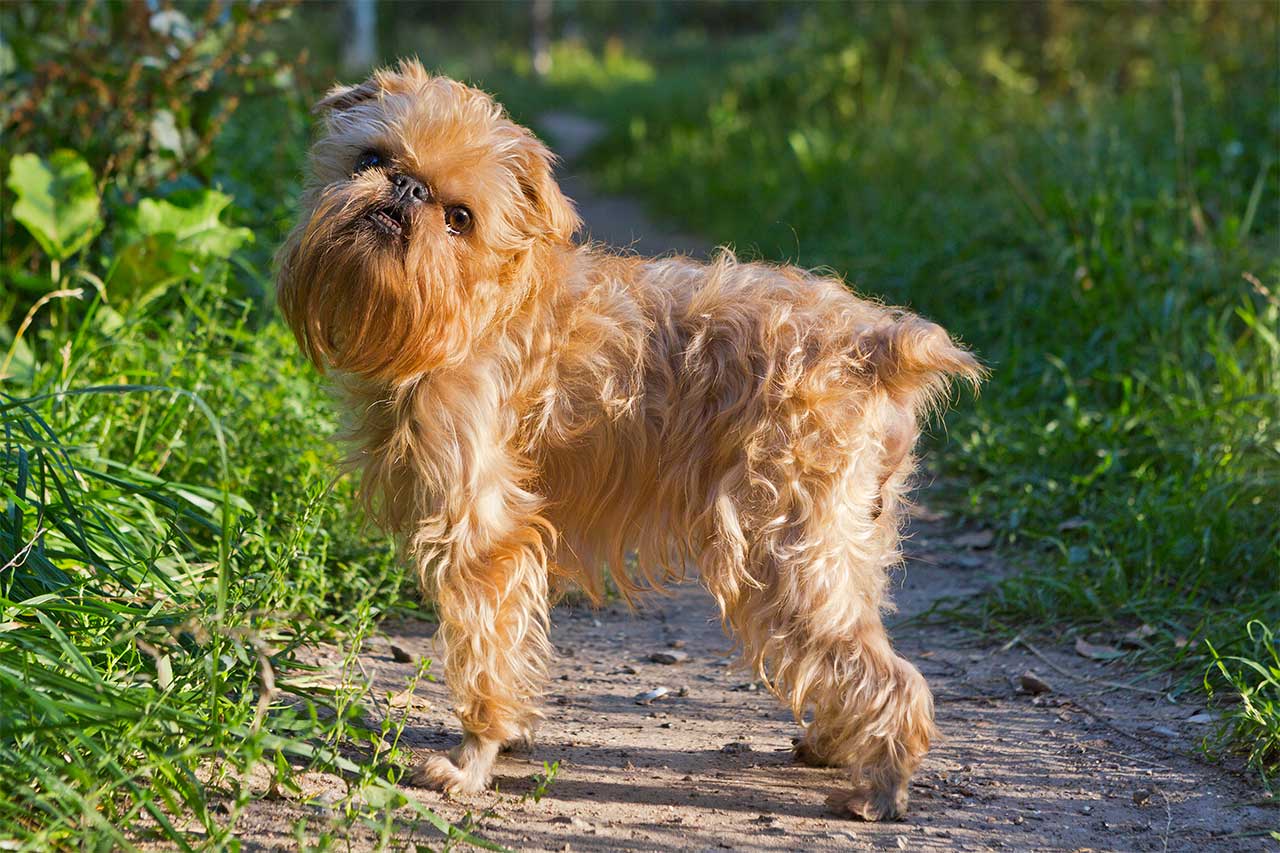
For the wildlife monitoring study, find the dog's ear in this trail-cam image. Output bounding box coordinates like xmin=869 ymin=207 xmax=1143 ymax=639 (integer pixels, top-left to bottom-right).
xmin=515 ymin=135 xmax=581 ymax=244
xmin=313 ymin=80 xmax=381 ymax=115
xmin=314 ymin=60 xmax=434 ymax=114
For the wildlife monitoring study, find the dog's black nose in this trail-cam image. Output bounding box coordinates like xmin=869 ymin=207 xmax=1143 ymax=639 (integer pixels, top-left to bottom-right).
xmin=390 ymin=173 xmax=430 ymax=207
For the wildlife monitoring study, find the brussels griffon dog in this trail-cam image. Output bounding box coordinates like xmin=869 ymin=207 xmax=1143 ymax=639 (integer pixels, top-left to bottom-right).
xmin=278 ymin=59 xmax=981 ymax=820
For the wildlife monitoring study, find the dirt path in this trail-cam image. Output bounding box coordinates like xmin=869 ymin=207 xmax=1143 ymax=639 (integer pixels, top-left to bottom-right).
xmin=365 ymin=506 xmax=1270 ymax=853
xmin=236 ymin=115 xmax=1271 ymax=852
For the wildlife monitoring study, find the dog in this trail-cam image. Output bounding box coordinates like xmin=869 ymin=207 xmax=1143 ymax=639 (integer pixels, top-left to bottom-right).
xmin=277 ymin=59 xmax=982 ymax=821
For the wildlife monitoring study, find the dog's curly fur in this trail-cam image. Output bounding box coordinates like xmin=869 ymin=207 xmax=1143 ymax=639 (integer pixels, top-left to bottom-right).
xmin=278 ymin=59 xmax=982 ymax=820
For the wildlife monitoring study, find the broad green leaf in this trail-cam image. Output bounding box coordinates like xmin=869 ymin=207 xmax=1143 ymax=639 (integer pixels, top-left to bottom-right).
xmin=6 ymin=151 xmax=103 ymax=262
xmin=136 ymin=189 xmax=253 ymax=259
xmin=108 ymin=233 xmax=197 ymax=306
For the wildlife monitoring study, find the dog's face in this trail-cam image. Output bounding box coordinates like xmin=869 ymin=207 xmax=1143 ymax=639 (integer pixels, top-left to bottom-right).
xmin=278 ymin=60 xmax=579 ymax=379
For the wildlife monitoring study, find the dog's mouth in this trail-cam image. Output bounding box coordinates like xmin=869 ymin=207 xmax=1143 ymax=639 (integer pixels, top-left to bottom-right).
xmin=364 ymin=206 xmax=405 ymax=238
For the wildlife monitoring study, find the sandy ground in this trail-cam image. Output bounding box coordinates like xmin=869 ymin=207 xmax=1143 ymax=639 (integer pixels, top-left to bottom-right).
xmin=228 ymin=114 xmax=1273 ymax=851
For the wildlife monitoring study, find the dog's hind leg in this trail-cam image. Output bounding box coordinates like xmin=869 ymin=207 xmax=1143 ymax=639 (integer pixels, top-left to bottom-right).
xmin=714 ymin=554 xmax=934 ymax=820
xmin=790 ymin=617 xmax=935 ymax=821
xmin=702 ymin=424 xmax=933 ymax=820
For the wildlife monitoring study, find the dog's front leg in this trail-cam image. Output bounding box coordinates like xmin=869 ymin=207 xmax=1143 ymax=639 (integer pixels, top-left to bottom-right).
xmin=409 ymin=486 xmax=552 ymax=794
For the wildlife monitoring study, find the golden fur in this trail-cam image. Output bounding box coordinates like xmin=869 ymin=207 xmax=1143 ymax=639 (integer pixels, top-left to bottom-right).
xmin=278 ymin=60 xmax=982 ymax=820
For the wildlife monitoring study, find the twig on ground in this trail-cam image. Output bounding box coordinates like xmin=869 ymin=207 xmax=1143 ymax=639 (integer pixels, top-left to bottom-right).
xmin=1159 ymin=785 xmax=1172 ymax=853
xmin=1016 ymin=637 xmax=1168 ymax=697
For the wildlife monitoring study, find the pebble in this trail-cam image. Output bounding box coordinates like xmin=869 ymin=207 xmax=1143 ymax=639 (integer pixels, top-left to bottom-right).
xmin=651 ymin=650 xmax=690 ymax=665
xmin=1133 ymin=788 xmax=1152 ymax=805
xmin=635 ymin=686 xmax=670 ymax=705
xmin=568 ymin=816 xmax=596 ymax=833
xmin=1018 ymin=670 xmax=1053 ymax=695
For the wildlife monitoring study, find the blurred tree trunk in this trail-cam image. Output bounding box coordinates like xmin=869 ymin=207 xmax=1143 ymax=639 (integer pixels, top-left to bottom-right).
xmin=344 ymin=0 xmax=377 ymax=73
xmin=531 ymin=0 xmax=552 ymax=77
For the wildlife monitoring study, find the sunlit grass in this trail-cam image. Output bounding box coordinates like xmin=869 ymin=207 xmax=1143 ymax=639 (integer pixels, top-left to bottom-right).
xmin=0 ymin=188 xmax=490 ymax=848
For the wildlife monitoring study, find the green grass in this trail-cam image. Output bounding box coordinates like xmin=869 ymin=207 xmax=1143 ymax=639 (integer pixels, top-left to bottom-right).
xmin=0 ymin=82 xmax=502 ymax=853
xmin=0 ymin=242 xmax=477 ymax=848
xmin=477 ymin=3 xmax=1280 ymax=785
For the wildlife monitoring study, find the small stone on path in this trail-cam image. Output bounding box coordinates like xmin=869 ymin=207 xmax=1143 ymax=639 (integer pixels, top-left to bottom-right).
xmin=635 ymin=686 xmax=670 ymax=705
xmin=650 ymin=650 xmax=689 ymax=664
xmin=1018 ymin=671 xmax=1053 ymax=695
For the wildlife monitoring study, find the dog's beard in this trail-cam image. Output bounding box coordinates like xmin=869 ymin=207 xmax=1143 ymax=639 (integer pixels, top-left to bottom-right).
xmin=279 ymin=187 xmax=475 ymax=379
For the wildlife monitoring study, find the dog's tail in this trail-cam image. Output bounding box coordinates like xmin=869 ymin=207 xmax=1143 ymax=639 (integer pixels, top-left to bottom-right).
xmin=856 ymin=316 xmax=984 ymax=413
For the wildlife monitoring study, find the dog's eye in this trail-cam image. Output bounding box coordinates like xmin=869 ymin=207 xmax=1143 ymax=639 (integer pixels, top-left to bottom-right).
xmin=444 ymin=205 xmax=473 ymax=235
xmin=353 ymin=150 xmax=385 ymax=173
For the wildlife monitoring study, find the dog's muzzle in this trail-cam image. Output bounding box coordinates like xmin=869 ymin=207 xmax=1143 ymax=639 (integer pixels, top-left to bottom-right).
xmin=365 ymin=173 xmax=431 ymax=238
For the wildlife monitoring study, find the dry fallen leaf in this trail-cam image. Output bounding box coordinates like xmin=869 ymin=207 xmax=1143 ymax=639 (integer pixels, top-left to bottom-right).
xmin=386 ymin=688 xmax=430 ymax=710
xmin=1120 ymin=624 xmax=1157 ymax=647
xmin=1074 ymin=637 xmax=1125 ymax=661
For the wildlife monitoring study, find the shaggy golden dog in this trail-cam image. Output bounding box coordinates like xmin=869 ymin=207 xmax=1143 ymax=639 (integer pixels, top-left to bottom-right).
xmin=278 ymin=59 xmax=981 ymax=821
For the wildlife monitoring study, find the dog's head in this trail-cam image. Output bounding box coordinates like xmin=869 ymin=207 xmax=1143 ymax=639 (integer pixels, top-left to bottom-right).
xmin=277 ymin=60 xmax=579 ymax=378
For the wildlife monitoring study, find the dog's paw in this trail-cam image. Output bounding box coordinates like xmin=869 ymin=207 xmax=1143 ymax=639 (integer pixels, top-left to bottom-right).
xmin=826 ymin=785 xmax=908 ymax=822
xmin=792 ymin=738 xmax=837 ymax=768
xmin=407 ymin=753 xmax=488 ymax=795
xmin=500 ymin=734 xmax=536 ymax=754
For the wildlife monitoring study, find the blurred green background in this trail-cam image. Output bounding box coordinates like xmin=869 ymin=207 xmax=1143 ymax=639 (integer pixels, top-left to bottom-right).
xmin=1 ymin=1 xmax=1277 ymax=848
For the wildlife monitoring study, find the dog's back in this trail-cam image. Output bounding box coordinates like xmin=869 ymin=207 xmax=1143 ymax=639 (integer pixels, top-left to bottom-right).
xmin=536 ymin=250 xmax=980 ymax=605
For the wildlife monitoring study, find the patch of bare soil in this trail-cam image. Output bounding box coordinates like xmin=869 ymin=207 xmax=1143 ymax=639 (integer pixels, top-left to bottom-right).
xmin=229 ymin=115 xmax=1272 ymax=851
xmin=382 ymin=508 xmax=1269 ymax=852
xmin=237 ymin=506 xmax=1270 ymax=852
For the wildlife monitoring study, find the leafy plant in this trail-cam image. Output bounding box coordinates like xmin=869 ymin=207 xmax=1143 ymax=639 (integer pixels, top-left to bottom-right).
xmin=0 ymin=0 xmax=302 ymax=191
xmin=0 ymin=138 xmax=484 ymax=848
xmin=1207 ymin=622 xmax=1280 ymax=788
xmin=6 ymin=151 xmax=102 ymax=264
